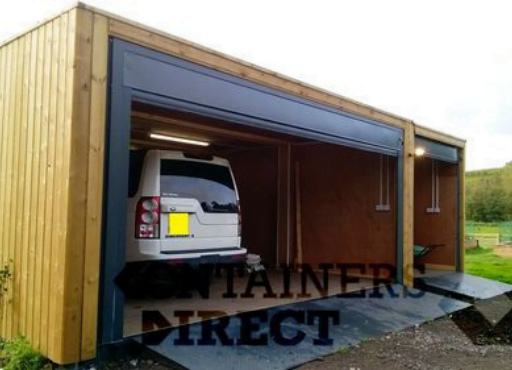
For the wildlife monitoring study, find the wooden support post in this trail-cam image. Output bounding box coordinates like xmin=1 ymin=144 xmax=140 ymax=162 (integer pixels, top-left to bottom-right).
xmin=403 ymin=123 xmax=415 ymax=287
xmin=80 ymin=12 xmax=109 ymax=361
xmin=294 ymin=161 xmax=303 ymax=268
xmin=277 ymin=145 xmax=291 ymax=266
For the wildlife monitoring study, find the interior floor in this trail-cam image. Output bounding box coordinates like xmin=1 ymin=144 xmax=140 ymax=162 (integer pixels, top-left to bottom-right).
xmin=124 ymin=269 xmax=378 ymax=336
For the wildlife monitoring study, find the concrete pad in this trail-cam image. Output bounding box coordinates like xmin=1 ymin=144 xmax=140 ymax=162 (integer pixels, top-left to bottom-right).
xmin=133 ymin=285 xmax=469 ymax=370
xmin=417 ymin=273 xmax=512 ymax=301
xmin=124 ymin=270 xmax=377 ymax=336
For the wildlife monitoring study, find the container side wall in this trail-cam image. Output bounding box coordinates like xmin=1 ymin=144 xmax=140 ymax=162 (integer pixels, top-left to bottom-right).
xmin=0 ymin=8 xmax=103 ymax=365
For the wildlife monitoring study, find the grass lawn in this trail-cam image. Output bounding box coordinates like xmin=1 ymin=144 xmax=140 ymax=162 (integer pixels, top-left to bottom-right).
xmin=465 ymin=247 xmax=512 ymax=284
xmin=467 ymin=223 xmax=501 ymax=233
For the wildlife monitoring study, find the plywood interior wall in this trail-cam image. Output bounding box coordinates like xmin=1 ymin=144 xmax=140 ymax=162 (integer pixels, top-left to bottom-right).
xmin=0 ymin=8 xmax=108 ymax=364
xmin=225 ymin=143 xmax=399 ymax=274
xmin=414 ymin=158 xmax=457 ymax=267
xmin=225 ymin=148 xmax=279 ymax=266
xmin=297 ymin=144 xmax=397 ymax=272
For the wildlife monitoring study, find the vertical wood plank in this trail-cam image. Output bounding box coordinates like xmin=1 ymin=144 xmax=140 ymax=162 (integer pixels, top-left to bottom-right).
xmin=10 ymin=36 xmax=25 ymax=337
xmin=44 ymin=16 xmax=61 ymax=358
xmin=0 ymin=38 xmax=6 ymax=271
xmin=48 ymin=10 xmax=72 ymax=362
xmin=38 ymin=19 xmax=55 ymax=355
xmin=81 ymin=12 xmax=108 ymax=361
xmin=0 ymin=42 xmax=13 ymax=336
xmin=3 ymin=39 xmax=15 ymax=338
xmin=0 ymin=43 xmax=6 ymax=329
xmin=277 ymin=145 xmax=289 ymax=266
xmin=18 ymin=30 xmax=33 ymax=337
xmin=294 ymin=161 xmax=303 ymax=267
xmin=403 ymin=123 xmax=415 ymax=287
xmin=23 ymin=29 xmax=39 ymax=342
xmin=32 ymin=23 xmax=50 ymax=351
xmin=27 ymin=26 xmax=45 ymax=346
xmin=48 ymin=12 xmax=68 ymax=355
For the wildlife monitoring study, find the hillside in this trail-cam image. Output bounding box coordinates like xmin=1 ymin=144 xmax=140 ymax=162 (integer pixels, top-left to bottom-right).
xmin=467 ymin=161 xmax=512 ymax=183
xmin=466 ymin=162 xmax=512 ymax=221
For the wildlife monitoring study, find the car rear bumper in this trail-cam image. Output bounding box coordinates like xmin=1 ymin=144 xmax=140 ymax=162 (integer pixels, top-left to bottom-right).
xmin=126 ymin=244 xmax=247 ymax=264
xmin=161 ymin=247 xmax=247 ymax=264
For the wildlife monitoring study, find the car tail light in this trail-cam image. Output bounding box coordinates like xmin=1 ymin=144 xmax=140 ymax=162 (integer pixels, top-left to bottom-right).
xmin=135 ymin=196 xmax=160 ymax=239
xmin=237 ymin=201 xmax=242 ymax=237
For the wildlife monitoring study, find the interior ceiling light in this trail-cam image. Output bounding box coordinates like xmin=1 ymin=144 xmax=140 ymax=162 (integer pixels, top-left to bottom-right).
xmin=149 ymin=133 xmax=210 ymax=147
xmin=414 ymin=147 xmax=426 ymax=157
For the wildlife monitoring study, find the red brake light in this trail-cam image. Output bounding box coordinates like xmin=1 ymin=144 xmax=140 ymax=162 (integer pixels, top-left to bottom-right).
xmin=136 ymin=196 xmax=160 ymax=239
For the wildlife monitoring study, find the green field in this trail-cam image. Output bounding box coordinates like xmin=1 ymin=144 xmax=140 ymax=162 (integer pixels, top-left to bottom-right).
xmin=465 ymin=247 xmax=512 ymax=284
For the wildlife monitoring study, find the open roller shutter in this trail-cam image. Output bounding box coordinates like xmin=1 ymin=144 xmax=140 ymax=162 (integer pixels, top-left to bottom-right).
xmin=415 ymin=136 xmax=458 ymax=163
xmin=116 ymin=39 xmax=403 ymax=155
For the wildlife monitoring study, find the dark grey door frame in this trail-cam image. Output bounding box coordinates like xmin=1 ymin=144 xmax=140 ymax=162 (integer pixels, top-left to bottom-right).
xmin=456 ymin=148 xmax=463 ymax=272
xmin=98 ymin=38 xmax=132 ymax=344
xmin=98 ymin=37 xmax=405 ymax=346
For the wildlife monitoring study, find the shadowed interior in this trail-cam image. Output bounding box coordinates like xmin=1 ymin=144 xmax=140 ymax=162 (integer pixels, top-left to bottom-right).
xmin=125 ymin=103 xmax=400 ymax=336
xmin=414 ymin=157 xmax=458 ymax=267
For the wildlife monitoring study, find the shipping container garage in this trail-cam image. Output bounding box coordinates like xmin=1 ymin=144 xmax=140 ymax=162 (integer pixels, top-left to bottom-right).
xmin=0 ymin=4 xmax=466 ymax=365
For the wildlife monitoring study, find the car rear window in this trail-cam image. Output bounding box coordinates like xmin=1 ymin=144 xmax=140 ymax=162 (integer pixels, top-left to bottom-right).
xmin=160 ymin=159 xmax=238 ymax=213
xmin=128 ymin=150 xmax=147 ymax=197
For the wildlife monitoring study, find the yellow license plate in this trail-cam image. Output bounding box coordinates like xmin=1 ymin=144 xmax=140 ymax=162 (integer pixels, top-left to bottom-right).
xmin=168 ymin=213 xmax=189 ymax=236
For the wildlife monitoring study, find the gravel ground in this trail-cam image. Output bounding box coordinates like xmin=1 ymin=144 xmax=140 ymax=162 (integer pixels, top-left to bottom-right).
xmin=298 ymin=316 xmax=512 ymax=370
xmin=299 ymin=293 xmax=512 ymax=370
xmin=82 ymin=295 xmax=512 ymax=370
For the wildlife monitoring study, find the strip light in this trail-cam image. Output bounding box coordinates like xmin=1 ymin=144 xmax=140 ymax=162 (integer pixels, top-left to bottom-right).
xmin=149 ymin=133 xmax=210 ymax=147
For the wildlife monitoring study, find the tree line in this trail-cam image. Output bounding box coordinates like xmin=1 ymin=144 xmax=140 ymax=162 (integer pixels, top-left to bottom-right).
xmin=466 ymin=161 xmax=512 ymax=222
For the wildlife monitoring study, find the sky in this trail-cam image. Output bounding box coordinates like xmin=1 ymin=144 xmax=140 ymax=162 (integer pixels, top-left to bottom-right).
xmin=0 ymin=0 xmax=511 ymax=171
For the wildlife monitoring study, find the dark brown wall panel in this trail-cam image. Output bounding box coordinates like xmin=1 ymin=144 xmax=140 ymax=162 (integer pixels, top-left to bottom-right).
xmin=414 ymin=158 xmax=457 ymax=266
xmin=225 ymin=148 xmax=279 ymax=266
xmin=297 ymin=144 xmax=397 ymax=270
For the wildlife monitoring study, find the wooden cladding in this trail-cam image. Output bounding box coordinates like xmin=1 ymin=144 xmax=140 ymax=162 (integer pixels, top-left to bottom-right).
xmin=0 ymin=9 xmax=76 ymax=361
xmin=0 ymin=8 xmax=108 ymax=364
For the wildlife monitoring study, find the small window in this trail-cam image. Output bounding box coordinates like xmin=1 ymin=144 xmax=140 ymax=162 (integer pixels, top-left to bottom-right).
xmin=160 ymin=159 xmax=237 ymax=213
xmin=128 ymin=150 xmax=147 ymax=198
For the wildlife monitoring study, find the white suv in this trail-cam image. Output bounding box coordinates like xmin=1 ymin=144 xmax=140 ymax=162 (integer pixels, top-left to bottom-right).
xmin=126 ymin=150 xmax=247 ymax=265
